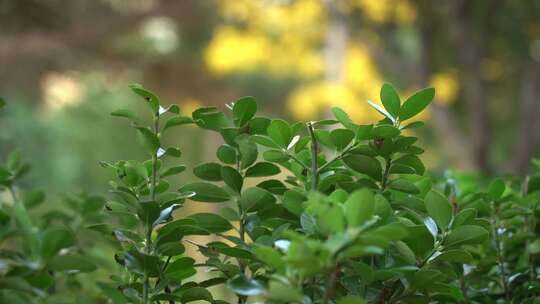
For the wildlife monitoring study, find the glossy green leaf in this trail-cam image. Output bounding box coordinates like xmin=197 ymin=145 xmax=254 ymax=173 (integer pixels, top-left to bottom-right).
xmin=344 ymin=189 xmax=375 ymax=227
xmin=41 ymin=227 xmax=75 ymax=260
xmin=192 ymin=107 xmax=229 ymax=131
xmin=217 ymin=144 xmax=237 ymax=164
xmin=488 ymin=178 xmax=505 ymax=200
xmin=240 ymin=187 xmax=276 ymax=212
xmin=267 ymin=119 xmax=292 ymax=148
xmin=399 ymin=87 xmax=435 ymax=121
xmin=342 ymin=154 xmax=382 ymax=180
xmin=425 ymin=190 xmax=453 ymax=231
xmin=135 ymin=127 xmax=160 ymax=153
xmin=165 ymin=257 xmax=196 ymax=281
xmin=163 ymin=116 xmax=195 ymax=132
xmin=380 ymin=83 xmax=401 ymax=117
xmin=236 ymin=134 xmax=258 ymax=169
xmin=188 ymin=213 xmax=233 ymax=233
xmin=246 ymin=162 xmax=281 ymax=177
xmin=49 ymin=254 xmax=97 ymax=272
xmin=111 ymin=109 xmax=137 ymax=120
xmin=233 ymin=96 xmax=257 ymax=127
xmin=128 ymin=83 xmax=160 ymax=114
xmin=179 ymin=182 xmax=230 ymax=202
xmin=228 ymin=275 xmax=266 ymax=296
xmin=193 ymin=162 xmax=223 ymax=181
xmin=160 ymin=165 xmax=186 ymax=178
xmin=221 ymin=166 xmax=243 ymax=193
xmin=331 ymin=107 xmax=358 ymax=130
xmin=431 ymin=249 xmax=472 ymax=263
xmin=444 ymin=225 xmax=489 ymax=247
xmin=330 ymin=129 xmax=355 ymax=151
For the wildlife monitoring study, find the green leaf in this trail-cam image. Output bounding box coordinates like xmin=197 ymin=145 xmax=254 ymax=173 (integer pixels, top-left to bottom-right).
xmin=48 ymin=254 xmax=97 ymax=272
xmin=488 ymin=178 xmax=505 ymax=200
xmin=372 ymin=125 xmax=400 ymax=138
xmin=342 ymin=154 xmax=382 ymax=180
xmin=236 ymin=134 xmax=258 ymax=169
xmin=257 ymin=179 xmax=288 ymax=195
xmin=233 ymin=96 xmax=257 ymax=127
xmin=425 ymin=190 xmax=453 ymax=231
xmin=221 ymin=166 xmax=243 ymax=193
xmin=268 ymin=280 xmax=303 ymax=302
xmin=431 ymin=249 xmax=472 ymax=263
xmin=240 ymin=187 xmax=276 ymax=212
xmin=330 ymin=129 xmax=355 ymax=151
xmin=215 ymin=246 xmax=253 ymax=259
xmin=165 ymin=257 xmax=196 ymax=281
xmin=331 ymin=107 xmax=358 ymax=131
xmin=394 ymin=154 xmax=425 ymax=175
xmin=163 ymin=116 xmax=195 ymax=132
xmin=267 ymin=119 xmax=292 ymax=148
xmin=128 ymin=83 xmax=160 ymax=114
xmin=246 ymin=162 xmax=281 ymax=177
xmin=179 ymin=182 xmax=230 ymax=202
xmin=217 ymin=145 xmax=237 ymax=164
xmin=188 ymin=213 xmax=233 ymax=233
xmin=444 ymin=225 xmax=489 ymax=247
xmin=23 ymin=190 xmax=45 ymax=209
xmin=389 ymin=179 xmax=420 ymax=194
xmin=248 ymin=117 xmax=271 ymax=134
xmin=263 ymin=150 xmax=290 ymax=162
xmin=367 ymin=100 xmax=396 ymax=124
xmin=344 ymin=189 xmax=375 ymax=227
xmin=180 ymin=287 xmax=213 ymax=303
xmin=192 ymin=107 xmax=229 ymax=131
xmin=160 ymin=165 xmax=186 ymax=178
xmin=253 ymin=246 xmax=284 ymax=270
xmin=160 ymin=147 xmax=182 ymax=158
xmin=124 ymin=249 xmax=161 ymax=277
xmin=138 ymin=201 xmax=161 ymax=226
xmin=41 ymin=227 xmax=75 ymax=260
xmin=0 ymin=97 xmax=5 ymax=109
xmin=135 ymin=127 xmax=160 ymax=153
xmin=399 ymin=87 xmax=435 ymax=121
xmin=228 ymin=274 xmax=266 ymax=296
xmin=380 ymin=83 xmax=401 ymax=117
xmin=111 ymin=109 xmax=137 ymax=120
xmin=193 ymin=162 xmax=223 ymax=181
xmin=252 ymin=135 xmax=280 ymax=149
xmin=157 ymin=242 xmax=185 ymax=256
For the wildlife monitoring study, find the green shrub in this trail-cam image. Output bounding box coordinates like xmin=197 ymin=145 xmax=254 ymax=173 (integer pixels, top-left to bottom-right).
xmin=1 ymin=85 xmax=538 ymax=303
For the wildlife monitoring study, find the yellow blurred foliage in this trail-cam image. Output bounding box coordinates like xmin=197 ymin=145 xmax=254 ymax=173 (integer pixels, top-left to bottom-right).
xmin=429 ymin=71 xmax=459 ymax=105
xmin=181 ymin=98 xmax=203 ymax=115
xmin=350 ymin=0 xmax=416 ymax=24
xmin=206 ymin=0 xmax=427 ymax=123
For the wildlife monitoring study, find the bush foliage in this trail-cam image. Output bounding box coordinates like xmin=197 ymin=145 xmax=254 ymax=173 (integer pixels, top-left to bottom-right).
xmin=0 ymin=85 xmax=538 ymax=303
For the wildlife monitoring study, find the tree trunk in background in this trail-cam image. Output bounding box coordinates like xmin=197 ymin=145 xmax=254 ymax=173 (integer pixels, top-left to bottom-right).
xmin=417 ymin=2 xmax=475 ymax=170
xmin=511 ymin=62 xmax=540 ymax=173
xmin=446 ymin=1 xmax=491 ymax=173
xmin=322 ymin=0 xmax=347 ymax=85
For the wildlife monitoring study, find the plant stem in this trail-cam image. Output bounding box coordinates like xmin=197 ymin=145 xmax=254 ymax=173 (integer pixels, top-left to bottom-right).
xmin=235 ymin=148 xmax=247 ymax=304
xmin=381 ymin=158 xmax=392 ymax=190
xmin=306 ymin=122 xmax=319 ymax=191
xmin=522 ymin=176 xmax=536 ymax=282
xmin=490 ymin=202 xmax=509 ymax=301
xmin=143 ymin=114 xmax=160 ymax=304
xmin=460 ymin=275 xmax=470 ymax=304
xmin=323 ymin=264 xmax=340 ymax=304
xmin=317 ymin=143 xmax=357 ymax=173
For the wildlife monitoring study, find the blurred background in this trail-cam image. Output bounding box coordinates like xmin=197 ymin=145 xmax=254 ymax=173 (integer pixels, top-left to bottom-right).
xmin=1 ymin=0 xmax=540 ymax=194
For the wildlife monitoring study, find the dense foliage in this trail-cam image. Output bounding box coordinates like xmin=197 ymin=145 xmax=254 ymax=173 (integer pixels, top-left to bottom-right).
xmin=0 ymin=85 xmax=538 ymax=303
